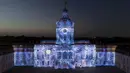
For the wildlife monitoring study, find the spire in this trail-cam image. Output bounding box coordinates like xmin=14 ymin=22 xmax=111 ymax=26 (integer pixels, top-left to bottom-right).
xmin=63 ymin=0 xmax=68 ymax=12
xmin=65 ymin=0 xmax=67 ymax=9
xmin=62 ymin=0 xmax=69 ymax=18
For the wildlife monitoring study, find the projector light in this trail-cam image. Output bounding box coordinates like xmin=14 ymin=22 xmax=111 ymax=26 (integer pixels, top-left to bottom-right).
xmin=46 ymin=50 xmax=51 ymax=54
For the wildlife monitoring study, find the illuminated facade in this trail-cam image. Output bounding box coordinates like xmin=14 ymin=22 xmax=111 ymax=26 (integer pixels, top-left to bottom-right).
xmin=56 ymin=7 xmax=74 ymax=45
xmin=13 ymin=1 xmax=115 ymax=69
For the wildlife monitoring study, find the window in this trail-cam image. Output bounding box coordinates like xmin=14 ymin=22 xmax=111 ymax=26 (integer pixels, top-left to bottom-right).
xmin=63 ymin=52 xmax=67 ymax=59
xmin=42 ymin=61 xmax=44 ymax=65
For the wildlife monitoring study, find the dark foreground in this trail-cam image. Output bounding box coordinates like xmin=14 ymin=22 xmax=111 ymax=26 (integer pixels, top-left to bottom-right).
xmin=3 ymin=66 xmax=125 ymax=73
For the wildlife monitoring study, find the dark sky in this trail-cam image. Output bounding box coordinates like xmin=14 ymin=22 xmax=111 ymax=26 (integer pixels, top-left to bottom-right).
xmin=0 ymin=0 xmax=130 ymax=37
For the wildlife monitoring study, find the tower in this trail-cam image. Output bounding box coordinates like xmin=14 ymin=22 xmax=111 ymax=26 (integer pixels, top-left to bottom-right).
xmin=56 ymin=0 xmax=74 ymax=45
xmin=55 ymin=0 xmax=75 ymax=69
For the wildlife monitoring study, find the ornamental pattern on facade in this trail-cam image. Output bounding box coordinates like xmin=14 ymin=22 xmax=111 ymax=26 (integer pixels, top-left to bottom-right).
xmin=13 ymin=2 xmax=115 ymax=69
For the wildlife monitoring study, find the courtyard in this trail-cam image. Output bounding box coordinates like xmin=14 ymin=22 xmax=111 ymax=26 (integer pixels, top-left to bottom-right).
xmin=3 ymin=66 xmax=125 ymax=73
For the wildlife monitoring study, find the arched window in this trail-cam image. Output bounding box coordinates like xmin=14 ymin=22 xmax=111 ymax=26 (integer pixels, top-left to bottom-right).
xmin=69 ymin=52 xmax=72 ymax=59
xmin=63 ymin=52 xmax=67 ymax=59
xmin=42 ymin=61 xmax=44 ymax=65
xmin=58 ymin=52 xmax=61 ymax=59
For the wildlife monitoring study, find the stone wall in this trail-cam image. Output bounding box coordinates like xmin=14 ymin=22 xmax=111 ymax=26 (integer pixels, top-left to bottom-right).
xmin=116 ymin=52 xmax=130 ymax=73
xmin=0 ymin=53 xmax=14 ymax=73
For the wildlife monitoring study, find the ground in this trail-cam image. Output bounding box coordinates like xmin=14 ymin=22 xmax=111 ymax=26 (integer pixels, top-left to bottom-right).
xmin=3 ymin=66 xmax=125 ymax=73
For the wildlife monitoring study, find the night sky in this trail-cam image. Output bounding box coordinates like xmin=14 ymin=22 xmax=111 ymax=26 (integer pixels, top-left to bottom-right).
xmin=0 ymin=0 xmax=130 ymax=37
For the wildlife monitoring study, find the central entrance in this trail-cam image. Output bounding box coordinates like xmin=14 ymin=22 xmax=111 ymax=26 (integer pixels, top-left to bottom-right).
xmin=54 ymin=49 xmax=74 ymax=69
xmin=54 ymin=45 xmax=75 ymax=69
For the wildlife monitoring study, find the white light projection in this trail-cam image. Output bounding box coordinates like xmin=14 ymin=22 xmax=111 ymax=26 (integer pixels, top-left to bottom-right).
xmin=54 ymin=5 xmax=75 ymax=69
xmin=14 ymin=45 xmax=115 ymax=67
xmin=72 ymin=45 xmax=96 ymax=67
xmin=85 ymin=45 xmax=96 ymax=67
xmin=13 ymin=1 xmax=115 ymax=68
xmin=96 ymin=51 xmax=115 ymax=66
xmin=46 ymin=50 xmax=51 ymax=54
xmin=34 ymin=45 xmax=56 ymax=67
xmin=56 ymin=21 xmax=74 ymax=45
xmin=14 ymin=52 xmax=24 ymax=66
xmin=14 ymin=51 xmax=34 ymax=66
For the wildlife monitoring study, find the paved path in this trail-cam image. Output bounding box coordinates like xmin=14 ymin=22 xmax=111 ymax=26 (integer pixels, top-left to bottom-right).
xmin=3 ymin=66 xmax=125 ymax=73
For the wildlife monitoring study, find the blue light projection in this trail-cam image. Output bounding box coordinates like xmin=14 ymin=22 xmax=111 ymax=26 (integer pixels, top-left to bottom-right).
xmin=56 ymin=19 xmax=74 ymax=45
xmin=54 ymin=6 xmax=75 ymax=69
xmin=14 ymin=45 xmax=115 ymax=67
xmin=96 ymin=52 xmax=115 ymax=66
xmin=14 ymin=52 xmax=33 ymax=66
xmin=33 ymin=45 xmax=55 ymax=67
xmin=72 ymin=45 xmax=96 ymax=67
xmin=13 ymin=1 xmax=115 ymax=68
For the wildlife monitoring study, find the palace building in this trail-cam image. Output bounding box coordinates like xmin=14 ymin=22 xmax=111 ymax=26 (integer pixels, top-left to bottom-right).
xmin=13 ymin=1 xmax=115 ymax=69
